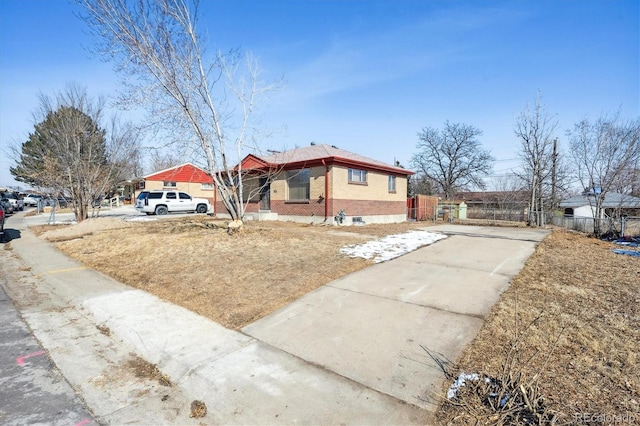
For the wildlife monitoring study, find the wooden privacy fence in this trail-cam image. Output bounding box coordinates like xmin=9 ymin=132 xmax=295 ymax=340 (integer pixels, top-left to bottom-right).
xmin=407 ymin=195 xmax=439 ymax=221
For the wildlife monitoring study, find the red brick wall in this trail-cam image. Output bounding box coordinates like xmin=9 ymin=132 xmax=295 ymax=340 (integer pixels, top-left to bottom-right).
xmin=214 ymin=200 xmax=269 ymax=216
xmin=331 ymin=199 xmax=406 ymax=216
xmin=215 ymin=199 xmax=405 ymax=218
xmin=270 ymin=200 xmax=326 ymax=216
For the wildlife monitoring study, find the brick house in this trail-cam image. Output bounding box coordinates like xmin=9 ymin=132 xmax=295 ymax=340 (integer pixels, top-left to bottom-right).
xmin=121 ymin=163 xmax=215 ymax=205
xmin=217 ymin=144 xmax=413 ymax=224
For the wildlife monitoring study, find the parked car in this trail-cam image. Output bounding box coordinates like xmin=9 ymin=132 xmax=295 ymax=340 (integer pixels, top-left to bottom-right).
xmin=0 ymin=204 xmax=5 ymax=242
xmin=0 ymin=197 xmax=14 ymax=214
xmin=56 ymin=197 xmax=69 ymax=208
xmin=23 ymin=194 xmax=43 ymax=207
xmin=2 ymin=192 xmax=23 ymax=211
xmin=135 ymin=190 xmax=211 ymax=215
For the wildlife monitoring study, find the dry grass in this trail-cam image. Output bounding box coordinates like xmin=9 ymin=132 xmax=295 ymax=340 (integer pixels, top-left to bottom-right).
xmin=47 ymin=217 xmax=435 ymax=329
xmin=436 ymin=230 xmax=640 ymax=424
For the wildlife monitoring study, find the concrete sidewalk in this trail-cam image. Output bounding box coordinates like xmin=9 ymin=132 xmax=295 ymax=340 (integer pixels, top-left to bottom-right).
xmin=1 ymin=212 xmax=548 ymax=424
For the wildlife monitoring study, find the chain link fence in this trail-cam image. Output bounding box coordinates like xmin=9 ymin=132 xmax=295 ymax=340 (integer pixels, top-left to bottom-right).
xmin=407 ymin=206 xmax=438 ymax=222
xmin=551 ymin=215 xmax=640 ymax=238
xmin=468 ymin=207 xmax=527 ymax=222
xmin=407 ymin=206 xmax=528 ymax=224
xmin=406 ymin=202 xmax=640 ymax=238
xmin=407 ymin=206 xmax=462 ymax=222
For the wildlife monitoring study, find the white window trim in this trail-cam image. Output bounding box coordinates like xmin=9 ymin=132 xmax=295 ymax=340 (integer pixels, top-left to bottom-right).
xmin=287 ymin=169 xmax=311 ymax=202
xmin=388 ymin=175 xmax=397 ymax=193
xmin=348 ymin=168 xmax=367 ymax=184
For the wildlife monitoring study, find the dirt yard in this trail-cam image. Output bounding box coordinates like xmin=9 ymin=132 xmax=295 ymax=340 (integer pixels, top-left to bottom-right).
xmin=31 ymin=217 xmax=640 ymax=422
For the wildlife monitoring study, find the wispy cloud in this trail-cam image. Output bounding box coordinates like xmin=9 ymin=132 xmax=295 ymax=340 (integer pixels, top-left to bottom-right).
xmin=283 ymin=4 xmax=529 ymax=102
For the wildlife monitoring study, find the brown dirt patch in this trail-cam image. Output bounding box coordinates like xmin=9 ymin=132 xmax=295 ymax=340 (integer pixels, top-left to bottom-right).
xmin=96 ymin=324 xmax=111 ymax=336
xmin=126 ymin=354 xmax=172 ymax=387
xmin=436 ymin=230 xmax=640 ymax=424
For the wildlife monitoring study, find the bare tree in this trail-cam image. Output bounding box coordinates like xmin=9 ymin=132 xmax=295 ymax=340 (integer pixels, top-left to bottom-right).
xmin=104 ymin=116 xmax=145 ymax=202
xmin=611 ymin=160 xmax=640 ymax=197
xmin=514 ymin=94 xmax=559 ymax=226
xmin=147 ymin=150 xmax=183 ymax=175
xmin=408 ymin=174 xmax=436 ymax=197
xmin=488 ymin=174 xmax=528 ymax=220
xmin=410 ymin=121 xmax=494 ymax=199
xmin=568 ymin=113 xmax=640 ymax=235
xmin=77 ymin=0 xmax=279 ymax=225
xmin=10 ymin=85 xmax=140 ymax=221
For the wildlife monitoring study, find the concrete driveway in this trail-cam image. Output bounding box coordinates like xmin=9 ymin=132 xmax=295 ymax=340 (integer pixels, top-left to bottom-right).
xmin=244 ymin=224 xmax=550 ymax=409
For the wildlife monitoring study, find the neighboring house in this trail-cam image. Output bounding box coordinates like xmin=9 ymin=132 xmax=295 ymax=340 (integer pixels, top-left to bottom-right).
xmin=560 ymin=193 xmax=640 ymax=218
xmin=121 ymin=163 xmax=215 ymax=205
xmin=454 ymin=190 xmax=529 ymax=211
xmin=225 ymin=144 xmax=413 ymax=224
xmin=453 ymin=190 xmax=528 ymax=221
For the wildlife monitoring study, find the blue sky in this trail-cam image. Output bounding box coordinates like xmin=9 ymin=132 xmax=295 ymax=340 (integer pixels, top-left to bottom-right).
xmin=1 ymin=0 xmax=638 ymax=189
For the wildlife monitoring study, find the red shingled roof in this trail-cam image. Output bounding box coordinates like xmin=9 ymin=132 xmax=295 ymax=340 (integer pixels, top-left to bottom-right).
xmin=242 ymin=144 xmax=413 ymax=176
xmin=144 ymin=163 xmax=213 ymax=183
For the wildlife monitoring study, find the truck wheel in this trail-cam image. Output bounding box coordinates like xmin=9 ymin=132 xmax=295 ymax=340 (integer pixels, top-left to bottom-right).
xmin=196 ymin=204 xmax=207 ymax=214
xmin=155 ymin=206 xmax=169 ymax=215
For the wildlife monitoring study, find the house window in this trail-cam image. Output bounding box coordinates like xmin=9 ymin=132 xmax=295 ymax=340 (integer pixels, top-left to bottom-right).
xmin=348 ymin=168 xmax=367 ymax=184
xmin=287 ymin=169 xmax=310 ymax=201
xmin=163 ymin=181 xmax=177 ymax=188
xmin=201 ymin=183 xmax=214 ymax=190
xmin=388 ymin=175 xmax=397 ymax=193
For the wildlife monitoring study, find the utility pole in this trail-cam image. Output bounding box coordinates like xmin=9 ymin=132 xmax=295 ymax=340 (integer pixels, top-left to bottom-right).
xmin=551 ymin=138 xmax=558 ymax=211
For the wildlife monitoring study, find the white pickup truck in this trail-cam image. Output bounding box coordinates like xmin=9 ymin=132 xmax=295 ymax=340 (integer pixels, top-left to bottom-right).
xmin=135 ymin=190 xmax=212 ymax=215
xmin=2 ymin=192 xmax=23 ymax=211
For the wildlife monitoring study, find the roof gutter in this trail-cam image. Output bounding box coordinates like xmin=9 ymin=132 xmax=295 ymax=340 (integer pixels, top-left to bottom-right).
xmin=322 ymin=159 xmax=330 ymax=221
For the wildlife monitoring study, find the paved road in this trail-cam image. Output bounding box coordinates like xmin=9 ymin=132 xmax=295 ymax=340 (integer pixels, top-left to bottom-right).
xmin=0 ymin=285 xmax=96 ymax=426
xmin=0 ymin=210 xmax=549 ymax=424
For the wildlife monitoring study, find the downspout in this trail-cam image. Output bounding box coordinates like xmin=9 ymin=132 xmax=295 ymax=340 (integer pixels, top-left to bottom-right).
xmin=213 ymin=181 xmax=217 ymax=215
xmin=322 ymin=159 xmax=330 ymax=221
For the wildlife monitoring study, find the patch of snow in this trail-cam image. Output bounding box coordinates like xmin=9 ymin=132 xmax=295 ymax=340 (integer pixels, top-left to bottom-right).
xmin=47 ymin=220 xmax=76 ymax=225
xmin=340 ymin=230 xmax=447 ymax=263
xmin=447 ymin=373 xmax=507 ymax=406
xmin=125 ymin=216 xmax=157 ymax=222
xmin=447 ymin=373 xmax=480 ymax=399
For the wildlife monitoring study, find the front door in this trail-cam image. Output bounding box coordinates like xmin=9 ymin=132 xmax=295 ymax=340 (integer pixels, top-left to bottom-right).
xmin=259 ymin=177 xmax=270 ymax=210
